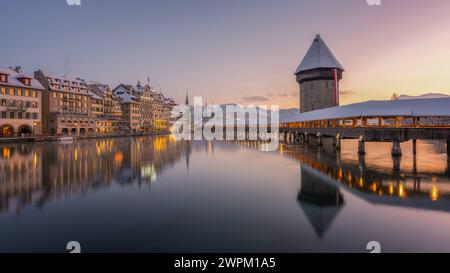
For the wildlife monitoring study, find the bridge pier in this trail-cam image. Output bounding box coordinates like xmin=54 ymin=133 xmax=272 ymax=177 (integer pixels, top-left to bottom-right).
xmin=413 ymin=139 xmax=417 ymax=155
xmin=358 ymin=136 xmax=366 ymax=155
xmin=393 ymin=156 xmax=402 ymax=176
xmin=391 ymin=140 xmax=402 ymax=156
xmin=358 ymin=154 xmax=366 ymax=173
xmin=335 ymin=134 xmax=341 ymax=150
xmin=304 ymin=133 xmax=309 ymax=145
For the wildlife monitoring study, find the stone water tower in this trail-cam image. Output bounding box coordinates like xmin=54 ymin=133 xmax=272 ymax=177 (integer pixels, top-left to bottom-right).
xmin=295 ymin=34 xmax=344 ymax=113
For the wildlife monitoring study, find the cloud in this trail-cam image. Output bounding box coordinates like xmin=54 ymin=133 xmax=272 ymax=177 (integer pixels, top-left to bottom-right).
xmin=266 ymin=92 xmax=296 ymax=98
xmin=339 ymin=89 xmax=354 ymax=98
xmin=242 ymin=95 xmax=269 ymax=102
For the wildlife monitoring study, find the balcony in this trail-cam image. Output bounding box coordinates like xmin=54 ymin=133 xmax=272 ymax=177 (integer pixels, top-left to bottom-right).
xmin=6 ymin=106 xmax=29 ymax=112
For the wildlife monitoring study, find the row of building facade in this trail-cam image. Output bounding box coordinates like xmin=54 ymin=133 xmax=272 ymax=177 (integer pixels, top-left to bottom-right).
xmin=0 ymin=66 xmax=176 ymax=137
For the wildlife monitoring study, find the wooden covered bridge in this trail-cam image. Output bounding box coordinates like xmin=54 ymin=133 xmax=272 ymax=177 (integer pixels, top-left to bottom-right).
xmin=278 ymin=97 xmax=450 ymax=157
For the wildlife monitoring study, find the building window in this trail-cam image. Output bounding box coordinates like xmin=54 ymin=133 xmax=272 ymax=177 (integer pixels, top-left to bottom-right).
xmin=9 ymin=88 xmax=15 ymax=95
xmin=1 ymin=87 xmax=5 ymax=95
xmin=9 ymin=112 xmax=15 ymax=119
xmin=32 ymin=113 xmax=38 ymax=119
xmin=1 ymin=112 xmax=6 ymax=118
xmin=18 ymin=112 xmax=23 ymax=119
xmin=32 ymin=91 xmax=37 ymax=98
xmin=25 ymin=113 xmax=30 ymax=119
xmin=17 ymin=89 xmax=22 ymax=96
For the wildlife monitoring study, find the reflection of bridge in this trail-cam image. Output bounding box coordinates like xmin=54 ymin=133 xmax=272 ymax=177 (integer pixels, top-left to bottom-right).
xmin=281 ymin=142 xmax=450 ymax=214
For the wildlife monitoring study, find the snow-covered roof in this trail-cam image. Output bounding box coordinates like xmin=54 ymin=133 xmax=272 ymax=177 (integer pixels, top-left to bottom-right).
xmin=280 ymin=97 xmax=450 ymax=123
xmin=39 ymin=71 xmax=90 ymax=94
xmin=0 ymin=67 xmax=45 ymax=90
xmin=114 ymin=90 xmax=139 ymax=103
xmin=295 ymin=34 xmax=344 ymax=75
xmin=89 ymin=91 xmax=103 ymax=100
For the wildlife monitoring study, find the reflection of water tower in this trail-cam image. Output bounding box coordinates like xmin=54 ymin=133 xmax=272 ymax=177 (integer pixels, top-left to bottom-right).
xmin=298 ymin=165 xmax=344 ymax=238
xmin=295 ymin=34 xmax=344 ymax=113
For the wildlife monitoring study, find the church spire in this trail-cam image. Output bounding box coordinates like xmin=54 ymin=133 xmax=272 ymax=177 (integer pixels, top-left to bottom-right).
xmin=185 ymin=89 xmax=189 ymax=105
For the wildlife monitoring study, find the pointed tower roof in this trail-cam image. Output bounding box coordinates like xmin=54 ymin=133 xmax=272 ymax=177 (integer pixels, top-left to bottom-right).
xmin=295 ymin=34 xmax=344 ymax=75
xmin=185 ymin=90 xmax=189 ymax=105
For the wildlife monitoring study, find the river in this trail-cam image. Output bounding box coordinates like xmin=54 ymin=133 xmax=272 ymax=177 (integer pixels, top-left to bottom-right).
xmin=0 ymin=136 xmax=450 ymax=252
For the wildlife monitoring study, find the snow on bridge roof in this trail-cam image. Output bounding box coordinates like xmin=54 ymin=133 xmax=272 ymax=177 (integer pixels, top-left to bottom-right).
xmin=279 ymin=97 xmax=450 ymax=123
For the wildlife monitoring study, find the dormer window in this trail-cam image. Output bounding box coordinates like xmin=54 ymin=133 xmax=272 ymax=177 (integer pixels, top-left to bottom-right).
xmin=17 ymin=76 xmax=31 ymax=86
xmin=0 ymin=73 xmax=8 ymax=83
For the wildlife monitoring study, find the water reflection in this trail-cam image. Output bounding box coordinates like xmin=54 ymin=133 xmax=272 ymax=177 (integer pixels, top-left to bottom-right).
xmin=297 ymin=165 xmax=344 ymax=238
xmin=2 ymin=137 xmax=450 ymax=252
xmin=0 ymin=136 xmax=192 ymax=214
xmin=281 ymin=140 xmax=450 ymax=211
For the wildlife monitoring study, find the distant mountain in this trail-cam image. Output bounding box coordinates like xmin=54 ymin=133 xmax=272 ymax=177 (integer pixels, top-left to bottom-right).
xmin=397 ymin=93 xmax=450 ymax=100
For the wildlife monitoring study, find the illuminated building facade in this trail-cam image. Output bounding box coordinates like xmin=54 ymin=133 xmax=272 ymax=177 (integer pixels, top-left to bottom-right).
xmin=34 ymin=70 xmax=96 ymax=135
xmin=0 ymin=67 xmax=44 ymax=137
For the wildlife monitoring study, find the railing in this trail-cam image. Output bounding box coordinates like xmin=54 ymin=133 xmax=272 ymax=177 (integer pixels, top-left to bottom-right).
xmin=280 ymin=116 xmax=450 ymax=130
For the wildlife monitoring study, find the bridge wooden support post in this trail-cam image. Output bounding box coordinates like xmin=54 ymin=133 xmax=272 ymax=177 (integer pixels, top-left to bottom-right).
xmin=447 ymin=140 xmax=450 ymax=157
xmin=358 ymin=136 xmax=366 ymax=155
xmin=304 ymin=133 xmax=309 ymax=145
xmin=413 ymin=139 xmax=417 ymax=155
xmin=335 ymin=134 xmax=341 ymax=150
xmin=391 ymin=140 xmax=402 ymax=156
xmin=298 ymin=133 xmax=305 ymax=144
xmin=317 ymin=133 xmax=323 ymax=146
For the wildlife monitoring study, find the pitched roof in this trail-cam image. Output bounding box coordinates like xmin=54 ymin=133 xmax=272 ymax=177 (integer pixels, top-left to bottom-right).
xmin=295 ymin=34 xmax=344 ymax=75
xmin=0 ymin=67 xmax=45 ymax=90
xmin=279 ymin=97 xmax=450 ymax=123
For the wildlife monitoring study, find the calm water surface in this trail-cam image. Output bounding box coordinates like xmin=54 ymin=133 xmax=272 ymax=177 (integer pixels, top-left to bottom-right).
xmin=1 ymin=135 xmax=450 ymax=252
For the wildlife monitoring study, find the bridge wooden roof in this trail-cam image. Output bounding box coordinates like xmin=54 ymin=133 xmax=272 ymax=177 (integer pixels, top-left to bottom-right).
xmin=280 ymin=98 xmax=450 ymax=123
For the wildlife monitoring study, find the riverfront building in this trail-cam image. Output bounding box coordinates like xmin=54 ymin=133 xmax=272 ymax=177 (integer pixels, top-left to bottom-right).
xmin=0 ymin=67 xmax=44 ymax=137
xmin=0 ymin=66 xmax=176 ymax=137
xmin=113 ymin=84 xmax=142 ymax=132
xmin=89 ymin=82 xmax=126 ymax=133
xmin=34 ymin=70 xmax=96 ymax=135
xmin=114 ymin=82 xmax=175 ymax=133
